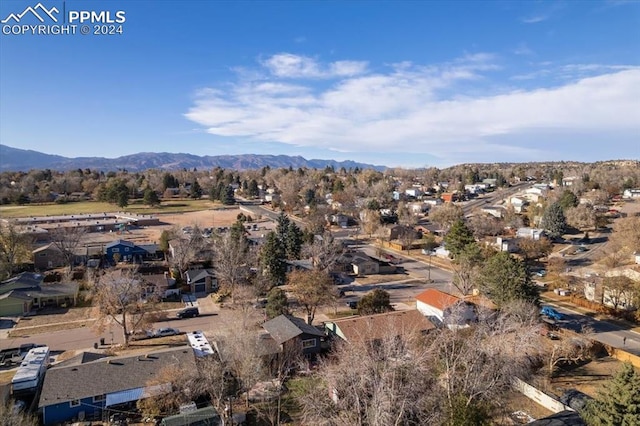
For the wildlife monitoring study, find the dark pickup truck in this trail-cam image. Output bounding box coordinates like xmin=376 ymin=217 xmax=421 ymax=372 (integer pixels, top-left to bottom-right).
xmin=0 ymin=344 xmax=42 ymax=367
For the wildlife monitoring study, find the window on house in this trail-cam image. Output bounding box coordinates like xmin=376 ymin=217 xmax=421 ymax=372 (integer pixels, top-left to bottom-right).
xmin=93 ymin=394 xmax=105 ymax=403
xmin=112 ymin=248 xmax=119 ymax=253
xmin=124 ymin=247 xmax=130 ymax=252
xmin=302 ymin=338 xmax=316 ymax=349
xmin=70 ymin=400 xmax=81 ymax=407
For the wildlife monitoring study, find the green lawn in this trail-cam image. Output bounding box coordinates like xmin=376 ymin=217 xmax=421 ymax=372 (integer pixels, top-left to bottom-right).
xmin=0 ymin=199 xmax=222 ymax=218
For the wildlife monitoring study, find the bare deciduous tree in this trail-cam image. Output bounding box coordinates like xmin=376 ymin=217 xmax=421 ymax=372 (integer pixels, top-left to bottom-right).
xmin=302 ymin=232 xmax=344 ymax=273
xmin=429 ymin=203 xmax=463 ymax=233
xmin=213 ymin=233 xmax=253 ymax=303
xmin=92 ymin=268 xmax=158 ymax=347
xmin=49 ymin=225 xmax=87 ymax=272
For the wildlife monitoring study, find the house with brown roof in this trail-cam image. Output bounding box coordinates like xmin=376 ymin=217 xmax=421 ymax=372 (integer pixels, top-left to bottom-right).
xmin=325 ymin=310 xmax=435 ymax=344
xmin=415 ymin=288 xmax=476 ymax=328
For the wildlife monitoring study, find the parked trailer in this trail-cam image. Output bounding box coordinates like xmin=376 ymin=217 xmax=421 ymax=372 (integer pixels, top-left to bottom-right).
xmin=11 ymin=346 xmax=50 ymax=396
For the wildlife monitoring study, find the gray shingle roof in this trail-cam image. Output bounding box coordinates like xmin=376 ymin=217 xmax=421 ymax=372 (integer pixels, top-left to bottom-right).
xmin=39 ymin=346 xmax=196 ymax=408
xmin=262 ymin=314 xmax=324 ymax=346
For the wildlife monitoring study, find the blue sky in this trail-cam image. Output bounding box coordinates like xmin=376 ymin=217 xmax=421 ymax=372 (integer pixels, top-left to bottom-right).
xmin=1 ymin=0 xmax=639 ymax=168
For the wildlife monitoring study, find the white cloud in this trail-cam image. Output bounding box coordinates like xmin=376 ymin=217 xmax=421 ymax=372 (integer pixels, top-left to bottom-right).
xmin=522 ymin=15 xmax=548 ymax=24
xmin=185 ymin=53 xmax=640 ymax=164
xmin=261 ymin=53 xmax=368 ymax=78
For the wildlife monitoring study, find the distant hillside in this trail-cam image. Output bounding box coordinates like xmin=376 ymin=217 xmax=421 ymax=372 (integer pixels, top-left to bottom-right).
xmin=0 ymin=145 xmax=385 ymax=172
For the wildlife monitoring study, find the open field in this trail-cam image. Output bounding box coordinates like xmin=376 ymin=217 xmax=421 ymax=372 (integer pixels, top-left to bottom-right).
xmin=0 ymin=199 xmax=227 ymax=219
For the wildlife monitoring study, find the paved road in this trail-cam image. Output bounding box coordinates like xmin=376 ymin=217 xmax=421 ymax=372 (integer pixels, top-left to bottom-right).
xmin=541 ymin=301 xmax=640 ymax=355
xmin=0 ymin=314 xmax=221 ymax=353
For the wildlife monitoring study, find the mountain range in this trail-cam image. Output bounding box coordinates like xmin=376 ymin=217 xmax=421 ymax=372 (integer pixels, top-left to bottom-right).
xmin=0 ymin=144 xmax=385 ymax=172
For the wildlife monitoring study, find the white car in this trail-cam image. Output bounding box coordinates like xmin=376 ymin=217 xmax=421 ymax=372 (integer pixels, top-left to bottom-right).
xmin=154 ymin=327 xmax=180 ymax=337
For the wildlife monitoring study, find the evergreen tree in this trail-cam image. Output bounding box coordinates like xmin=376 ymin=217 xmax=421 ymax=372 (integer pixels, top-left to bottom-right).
xmin=583 ymin=362 xmax=640 ymax=426
xmin=190 ymin=180 xmax=202 ymax=199
xmin=558 ymin=189 xmax=579 ymax=210
xmin=357 ymin=289 xmax=393 ymax=315
xmin=480 ymin=251 xmax=538 ymax=307
xmin=162 ymin=173 xmax=178 ymax=190
xmin=444 ymin=219 xmax=476 ymax=259
xmin=221 ymin=185 xmax=235 ymax=205
xmin=260 ymin=231 xmax=287 ymax=287
xmin=143 ymin=187 xmax=160 ymax=206
xmin=541 ymin=202 xmax=567 ymax=239
xmin=285 ymin=222 xmax=303 ymax=260
xmin=265 ymin=287 xmax=289 ymax=319
xmin=247 ymin=179 xmax=259 ymax=197
xmin=209 ymin=185 xmax=220 ymax=202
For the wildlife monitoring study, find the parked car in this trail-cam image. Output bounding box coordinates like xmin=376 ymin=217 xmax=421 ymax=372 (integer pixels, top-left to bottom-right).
xmin=154 ymin=327 xmax=180 ymax=337
xmin=541 ymin=306 xmax=564 ymax=321
xmin=176 ymin=307 xmax=199 ymax=319
xmin=347 ymin=301 xmax=358 ymax=309
xmin=535 ymin=270 xmax=547 ymax=277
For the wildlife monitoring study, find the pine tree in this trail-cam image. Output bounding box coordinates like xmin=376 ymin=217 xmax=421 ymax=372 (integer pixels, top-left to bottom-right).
xmin=444 ymin=219 xmax=476 ymax=259
xmin=480 ymin=251 xmax=538 ymax=307
xmin=285 ymin=222 xmax=303 ymax=260
xmin=541 ymin=202 xmax=567 ymax=239
xmin=221 ymin=185 xmax=235 ymax=205
xmin=583 ymin=362 xmax=640 ymax=426
xmin=265 ymin=287 xmax=289 ymax=319
xmin=260 ymin=231 xmax=287 ymax=288
xmin=190 ymin=180 xmax=202 ymax=199
xmin=143 ymin=187 xmax=160 ymax=206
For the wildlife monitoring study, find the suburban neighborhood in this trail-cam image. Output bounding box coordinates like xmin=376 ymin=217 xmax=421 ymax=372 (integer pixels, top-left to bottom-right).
xmin=1 ymin=159 xmax=640 ymax=425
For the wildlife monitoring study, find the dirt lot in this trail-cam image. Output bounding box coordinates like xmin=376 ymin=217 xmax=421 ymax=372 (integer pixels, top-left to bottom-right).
xmin=78 ymin=207 xmax=245 ymax=245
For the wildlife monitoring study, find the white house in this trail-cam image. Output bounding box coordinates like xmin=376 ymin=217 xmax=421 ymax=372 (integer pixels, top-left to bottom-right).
xmin=509 ymin=196 xmax=527 ymax=213
xmin=405 ymin=188 xmax=423 ymax=198
xmin=516 ymin=227 xmax=545 ymax=240
xmin=623 ymin=189 xmax=640 ymax=199
xmin=415 ymin=289 xmax=476 ymax=328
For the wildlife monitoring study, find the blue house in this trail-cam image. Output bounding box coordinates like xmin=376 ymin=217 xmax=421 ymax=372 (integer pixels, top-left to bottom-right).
xmin=38 ymin=347 xmax=196 ymax=425
xmin=104 ymin=240 xmax=160 ymax=264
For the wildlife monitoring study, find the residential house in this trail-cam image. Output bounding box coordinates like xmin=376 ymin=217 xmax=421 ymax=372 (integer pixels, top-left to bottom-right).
xmin=325 ymin=310 xmax=435 ymax=344
xmin=32 ymin=243 xmax=66 ymax=270
xmin=404 ymin=188 xmax=423 ymax=198
xmin=516 ymin=227 xmax=545 ymax=240
xmin=387 ymin=224 xmax=421 ymax=241
xmin=415 ymin=288 xmax=476 ymax=328
xmin=423 ymin=198 xmax=443 ymax=207
xmin=441 ymin=192 xmax=458 ymax=203
xmin=184 ymin=269 xmax=217 ymax=295
xmin=337 ymin=252 xmax=390 ymax=276
xmin=141 ymin=273 xmax=178 ymax=299
xmin=38 ymin=347 xmax=197 ymax=425
xmin=561 ymin=177 xmax=579 ymax=187
xmin=105 ymin=240 xmax=160 ymax=264
xmin=0 ymin=272 xmax=79 ymax=316
xmin=408 ymin=202 xmax=429 ymax=215
xmin=509 ymin=196 xmax=528 ymax=213
xmin=495 ymin=237 xmax=518 ymax=253
xmin=261 ymin=314 xmax=326 ymax=356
